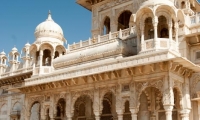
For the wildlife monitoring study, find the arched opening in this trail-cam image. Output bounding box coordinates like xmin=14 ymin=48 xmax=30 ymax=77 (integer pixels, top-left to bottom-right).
xmin=123 ymin=101 xmax=131 ymax=120
xmin=144 ymin=17 xmax=154 ymax=40
xmin=11 ymin=102 xmax=21 ymax=120
xmin=181 ymin=1 xmax=186 ymax=9
xmin=46 ymin=108 xmax=50 ymax=120
xmin=138 ymin=87 xmax=164 ymax=120
xmin=101 ymin=92 xmax=114 ymax=120
xmin=30 ymin=102 xmax=40 ymax=120
xmin=103 ymin=17 xmax=110 ymax=35
xmin=172 ymin=88 xmax=182 ymax=120
xmin=118 ymin=11 xmax=132 ymax=30
xmin=73 ymin=95 xmax=93 ymax=120
xmin=54 ymin=51 xmax=59 ymax=59
xmin=0 ymin=104 xmax=8 ymax=120
xmin=158 ymin=16 xmax=168 ymax=38
xmin=56 ymin=98 xmax=66 ymax=120
xmin=138 ymin=92 xmax=150 ymax=120
xmin=36 ymin=51 xmax=40 ymax=66
xmin=42 ymin=49 xmax=51 ymax=66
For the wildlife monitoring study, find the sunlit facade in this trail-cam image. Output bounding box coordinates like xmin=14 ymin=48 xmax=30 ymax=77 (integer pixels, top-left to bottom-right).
xmin=1 ymin=0 xmax=200 ymax=120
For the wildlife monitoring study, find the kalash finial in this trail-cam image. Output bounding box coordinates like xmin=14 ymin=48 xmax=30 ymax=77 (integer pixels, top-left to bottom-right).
xmin=47 ymin=10 xmax=53 ymax=21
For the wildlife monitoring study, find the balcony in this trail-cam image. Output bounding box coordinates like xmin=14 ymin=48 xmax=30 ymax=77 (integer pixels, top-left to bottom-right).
xmin=33 ymin=66 xmax=54 ymax=76
xmin=141 ymin=38 xmax=177 ymax=54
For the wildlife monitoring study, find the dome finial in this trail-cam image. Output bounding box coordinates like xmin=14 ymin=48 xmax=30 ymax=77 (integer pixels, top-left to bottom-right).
xmin=47 ymin=10 xmax=53 ymax=21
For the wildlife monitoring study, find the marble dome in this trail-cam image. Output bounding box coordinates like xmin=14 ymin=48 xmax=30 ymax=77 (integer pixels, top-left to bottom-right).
xmin=34 ymin=11 xmax=64 ymax=41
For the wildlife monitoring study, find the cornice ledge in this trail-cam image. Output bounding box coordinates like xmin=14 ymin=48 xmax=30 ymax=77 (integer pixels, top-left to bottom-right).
xmin=22 ymin=50 xmax=180 ymax=87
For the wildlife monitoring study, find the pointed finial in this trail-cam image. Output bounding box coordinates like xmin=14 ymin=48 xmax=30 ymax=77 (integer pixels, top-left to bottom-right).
xmin=47 ymin=10 xmax=53 ymax=21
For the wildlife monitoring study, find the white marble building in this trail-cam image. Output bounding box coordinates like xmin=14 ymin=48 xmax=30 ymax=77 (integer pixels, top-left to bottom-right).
xmin=1 ymin=0 xmax=200 ymax=120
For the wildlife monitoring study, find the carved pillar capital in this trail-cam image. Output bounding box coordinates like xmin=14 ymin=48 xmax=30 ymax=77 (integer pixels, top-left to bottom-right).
xmin=164 ymin=105 xmax=173 ymax=120
xmin=180 ymin=109 xmax=190 ymax=120
xmin=130 ymin=108 xmax=138 ymax=120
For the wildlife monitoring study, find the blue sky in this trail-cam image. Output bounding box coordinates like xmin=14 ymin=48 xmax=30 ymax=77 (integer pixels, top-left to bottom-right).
xmin=0 ymin=0 xmax=91 ymax=54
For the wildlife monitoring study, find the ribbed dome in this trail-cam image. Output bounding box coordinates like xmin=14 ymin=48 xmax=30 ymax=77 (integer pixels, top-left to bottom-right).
xmin=34 ymin=11 xmax=64 ymax=41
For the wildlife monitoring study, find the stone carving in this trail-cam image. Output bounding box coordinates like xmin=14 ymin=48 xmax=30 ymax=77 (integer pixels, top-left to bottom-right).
xmin=71 ymin=90 xmax=93 ymax=114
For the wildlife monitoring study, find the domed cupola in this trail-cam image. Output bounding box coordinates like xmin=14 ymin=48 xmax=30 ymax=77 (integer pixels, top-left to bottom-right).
xmin=34 ymin=11 xmax=64 ymax=43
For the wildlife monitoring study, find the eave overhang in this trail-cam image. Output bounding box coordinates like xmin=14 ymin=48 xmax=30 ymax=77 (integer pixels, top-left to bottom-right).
xmin=9 ymin=50 xmax=200 ymax=93
xmin=0 ymin=72 xmax=32 ymax=87
xmin=76 ymin=0 xmax=92 ymax=11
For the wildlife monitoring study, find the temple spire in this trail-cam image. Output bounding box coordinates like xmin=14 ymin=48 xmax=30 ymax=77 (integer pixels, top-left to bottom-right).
xmin=47 ymin=10 xmax=53 ymax=21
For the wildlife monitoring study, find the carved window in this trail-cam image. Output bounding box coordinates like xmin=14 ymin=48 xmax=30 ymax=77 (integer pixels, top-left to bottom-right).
xmin=196 ymin=51 xmax=200 ymax=60
xmin=45 ymin=96 xmax=50 ymax=101
xmin=122 ymin=85 xmax=130 ymax=92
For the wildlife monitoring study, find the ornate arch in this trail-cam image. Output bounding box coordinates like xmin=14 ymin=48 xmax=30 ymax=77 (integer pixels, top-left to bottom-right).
xmin=135 ymin=6 xmax=154 ymax=22
xmin=190 ymin=73 xmax=200 ymax=98
xmin=156 ymin=11 xmax=171 ymax=24
xmin=27 ymin=96 xmax=44 ymax=114
xmin=12 ymin=101 xmax=21 ymax=111
xmin=99 ymin=86 xmax=116 ymax=104
xmin=55 ymin=45 xmax=66 ymax=55
xmin=115 ymin=3 xmax=134 ymax=24
xmin=29 ymin=44 xmax=38 ymax=58
xmin=155 ymin=5 xmax=177 ymax=20
xmin=136 ymin=80 xmax=163 ymax=108
xmin=99 ymin=86 xmax=116 ymax=112
xmin=53 ymin=93 xmax=66 ymax=115
xmin=70 ymin=90 xmax=93 ymax=115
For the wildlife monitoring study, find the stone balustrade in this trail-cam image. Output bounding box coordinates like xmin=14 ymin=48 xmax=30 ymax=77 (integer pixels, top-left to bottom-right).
xmin=190 ymin=13 xmax=200 ymax=25
xmin=68 ymin=27 xmax=136 ymax=51
xmin=143 ymin=38 xmax=177 ymax=52
xmin=0 ymin=67 xmax=32 ymax=79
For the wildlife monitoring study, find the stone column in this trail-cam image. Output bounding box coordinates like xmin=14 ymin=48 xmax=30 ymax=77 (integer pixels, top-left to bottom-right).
xmin=51 ymin=54 xmax=54 ymax=66
xmin=164 ymin=105 xmax=173 ymax=120
xmin=66 ymin=92 xmax=73 ymax=120
xmin=140 ymin=23 xmax=145 ymax=51
xmin=168 ymin=19 xmax=173 ymax=49
xmin=162 ymin=75 xmax=174 ymax=120
xmin=175 ymin=22 xmax=179 ymax=51
xmin=130 ymin=108 xmax=138 ymax=120
xmin=153 ymin=16 xmax=158 ymax=50
xmin=39 ymin=50 xmax=43 ymax=67
xmin=116 ymin=110 xmax=123 ymax=120
xmin=93 ymin=88 xmax=101 ymax=120
xmin=137 ymin=32 xmax=141 ymax=53
xmin=180 ymin=109 xmax=190 ymax=120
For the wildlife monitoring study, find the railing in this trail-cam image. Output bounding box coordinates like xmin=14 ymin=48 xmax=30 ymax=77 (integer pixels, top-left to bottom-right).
xmin=190 ymin=13 xmax=200 ymax=25
xmin=10 ymin=110 xmax=21 ymax=115
xmin=143 ymin=38 xmax=176 ymax=51
xmin=33 ymin=66 xmax=53 ymax=75
xmin=68 ymin=27 xmax=136 ymax=51
xmin=0 ymin=66 xmax=33 ymax=78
